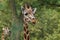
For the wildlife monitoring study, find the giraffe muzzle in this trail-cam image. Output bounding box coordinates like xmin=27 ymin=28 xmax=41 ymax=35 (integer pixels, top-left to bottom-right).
xmin=32 ymin=18 xmax=36 ymax=24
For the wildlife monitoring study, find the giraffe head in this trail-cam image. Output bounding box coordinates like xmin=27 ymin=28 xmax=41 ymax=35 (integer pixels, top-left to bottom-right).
xmin=21 ymin=3 xmax=37 ymax=24
xmin=2 ymin=27 xmax=11 ymax=36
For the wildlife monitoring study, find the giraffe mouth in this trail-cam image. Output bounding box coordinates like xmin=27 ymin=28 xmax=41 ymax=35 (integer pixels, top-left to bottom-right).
xmin=31 ymin=18 xmax=36 ymax=24
xmin=32 ymin=22 xmax=36 ymax=24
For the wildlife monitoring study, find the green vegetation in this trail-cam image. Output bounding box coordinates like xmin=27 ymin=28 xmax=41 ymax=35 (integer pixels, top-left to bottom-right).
xmin=0 ymin=0 xmax=60 ymax=40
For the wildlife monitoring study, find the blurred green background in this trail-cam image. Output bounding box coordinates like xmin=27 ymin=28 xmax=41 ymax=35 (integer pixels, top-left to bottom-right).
xmin=0 ymin=0 xmax=60 ymax=40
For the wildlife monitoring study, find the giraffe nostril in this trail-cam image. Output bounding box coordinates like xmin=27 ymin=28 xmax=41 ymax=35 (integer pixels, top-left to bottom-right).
xmin=32 ymin=18 xmax=35 ymax=20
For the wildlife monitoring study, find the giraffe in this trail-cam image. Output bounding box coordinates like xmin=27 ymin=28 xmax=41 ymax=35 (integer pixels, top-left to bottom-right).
xmin=1 ymin=27 xmax=11 ymax=40
xmin=21 ymin=3 xmax=37 ymax=40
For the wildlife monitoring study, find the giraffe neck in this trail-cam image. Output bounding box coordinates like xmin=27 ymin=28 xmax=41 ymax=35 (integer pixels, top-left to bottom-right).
xmin=24 ymin=19 xmax=30 ymax=40
xmin=1 ymin=32 xmax=5 ymax=40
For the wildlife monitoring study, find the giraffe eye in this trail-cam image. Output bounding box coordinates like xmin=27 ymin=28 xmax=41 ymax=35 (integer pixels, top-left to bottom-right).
xmin=25 ymin=13 xmax=28 ymax=15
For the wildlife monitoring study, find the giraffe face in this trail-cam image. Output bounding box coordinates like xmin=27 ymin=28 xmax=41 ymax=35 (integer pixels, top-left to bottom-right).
xmin=2 ymin=27 xmax=11 ymax=36
xmin=24 ymin=7 xmax=36 ymax=24
xmin=21 ymin=3 xmax=37 ymax=24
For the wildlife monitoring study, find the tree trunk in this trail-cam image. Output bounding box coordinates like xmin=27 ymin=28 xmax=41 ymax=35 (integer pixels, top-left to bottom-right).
xmin=9 ymin=0 xmax=23 ymax=40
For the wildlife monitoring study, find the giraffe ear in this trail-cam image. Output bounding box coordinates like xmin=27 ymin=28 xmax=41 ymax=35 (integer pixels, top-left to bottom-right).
xmin=32 ymin=8 xmax=37 ymax=14
xmin=21 ymin=6 xmax=25 ymax=14
xmin=21 ymin=6 xmax=24 ymax=11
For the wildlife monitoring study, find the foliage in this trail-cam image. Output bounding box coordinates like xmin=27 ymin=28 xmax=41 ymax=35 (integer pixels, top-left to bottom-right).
xmin=0 ymin=0 xmax=60 ymax=40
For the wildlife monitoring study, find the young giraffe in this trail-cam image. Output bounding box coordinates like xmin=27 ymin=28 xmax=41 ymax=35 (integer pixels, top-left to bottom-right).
xmin=21 ymin=3 xmax=37 ymax=40
xmin=1 ymin=27 xmax=11 ymax=40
